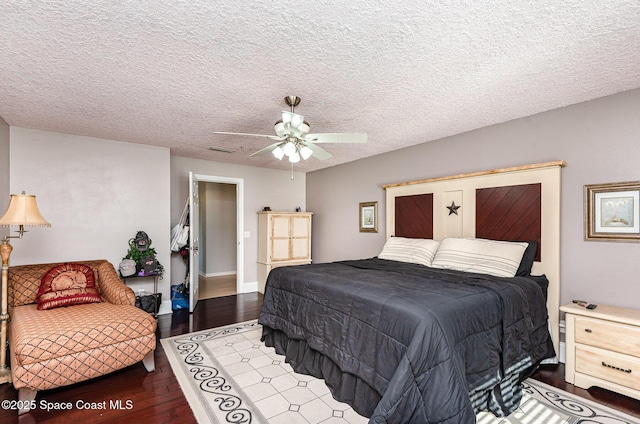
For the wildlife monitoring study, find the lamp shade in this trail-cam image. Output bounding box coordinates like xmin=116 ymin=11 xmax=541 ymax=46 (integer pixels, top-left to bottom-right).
xmin=283 ymin=141 xmax=296 ymax=157
xmin=288 ymin=151 xmax=301 ymax=163
xmin=299 ymin=145 xmax=313 ymax=160
xmin=274 ymin=120 xmax=286 ymax=137
xmin=272 ymin=146 xmax=285 ymax=160
xmin=0 ymin=193 xmax=50 ymax=227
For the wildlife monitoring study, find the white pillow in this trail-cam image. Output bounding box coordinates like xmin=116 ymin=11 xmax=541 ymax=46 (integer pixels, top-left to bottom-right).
xmin=431 ymin=237 xmax=528 ymax=278
xmin=378 ymin=237 xmax=440 ymax=267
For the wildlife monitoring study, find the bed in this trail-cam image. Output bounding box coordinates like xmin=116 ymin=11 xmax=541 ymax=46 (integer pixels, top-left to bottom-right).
xmin=258 ymin=161 xmax=564 ymax=423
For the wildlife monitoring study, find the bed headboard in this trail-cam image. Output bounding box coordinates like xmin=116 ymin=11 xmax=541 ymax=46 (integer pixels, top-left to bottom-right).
xmin=384 ymin=161 xmax=565 ymax=356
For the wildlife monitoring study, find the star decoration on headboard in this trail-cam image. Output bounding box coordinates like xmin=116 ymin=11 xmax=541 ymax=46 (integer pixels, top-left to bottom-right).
xmin=447 ymin=201 xmax=461 ymax=216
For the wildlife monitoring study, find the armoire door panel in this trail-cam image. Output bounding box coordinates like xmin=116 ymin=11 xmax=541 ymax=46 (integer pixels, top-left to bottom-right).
xmin=291 ymin=216 xmax=310 ymax=238
xmin=291 ymin=238 xmax=309 ymax=260
xmin=272 ymin=215 xmax=291 ymax=239
xmin=271 ymin=239 xmax=290 ymax=261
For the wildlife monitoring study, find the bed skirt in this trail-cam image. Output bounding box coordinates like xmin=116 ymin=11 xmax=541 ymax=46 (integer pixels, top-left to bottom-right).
xmin=262 ymin=325 xmax=381 ymax=417
xmin=262 ymin=324 xmax=543 ymax=422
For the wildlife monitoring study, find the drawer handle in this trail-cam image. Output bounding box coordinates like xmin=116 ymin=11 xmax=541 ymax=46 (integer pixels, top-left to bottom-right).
xmin=601 ymin=361 xmax=632 ymax=374
xmin=584 ymin=328 xmax=592 ymax=333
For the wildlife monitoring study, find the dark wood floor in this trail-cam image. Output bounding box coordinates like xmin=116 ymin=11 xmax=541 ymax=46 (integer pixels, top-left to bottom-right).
xmin=1 ymin=293 xmax=639 ymax=423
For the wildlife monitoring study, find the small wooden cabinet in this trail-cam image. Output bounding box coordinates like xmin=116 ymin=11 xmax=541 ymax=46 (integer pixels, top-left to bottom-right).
xmin=561 ymin=303 xmax=640 ymax=400
xmin=257 ymin=211 xmax=312 ymax=293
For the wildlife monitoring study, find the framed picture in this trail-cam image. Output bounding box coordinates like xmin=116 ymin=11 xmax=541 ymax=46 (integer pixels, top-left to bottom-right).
xmin=359 ymin=201 xmax=378 ymax=233
xmin=585 ymin=181 xmax=640 ymax=241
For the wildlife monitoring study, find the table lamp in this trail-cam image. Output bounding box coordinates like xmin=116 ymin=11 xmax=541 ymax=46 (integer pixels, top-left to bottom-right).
xmin=0 ymin=192 xmax=50 ymax=384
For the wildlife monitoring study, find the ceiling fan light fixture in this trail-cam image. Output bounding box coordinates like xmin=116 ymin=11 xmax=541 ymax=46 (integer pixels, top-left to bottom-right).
xmin=288 ymin=151 xmax=301 ymax=163
xmin=274 ymin=120 xmax=286 ymax=137
xmin=283 ymin=141 xmax=296 ymax=157
xmin=272 ymin=146 xmax=285 ymax=160
xmin=290 ymin=113 xmax=304 ymax=129
xmin=299 ymin=122 xmax=310 ymax=136
xmin=299 ymin=145 xmax=313 ymax=160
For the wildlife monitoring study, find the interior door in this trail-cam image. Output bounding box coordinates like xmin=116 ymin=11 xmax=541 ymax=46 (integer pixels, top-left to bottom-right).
xmin=188 ymin=172 xmax=200 ymax=313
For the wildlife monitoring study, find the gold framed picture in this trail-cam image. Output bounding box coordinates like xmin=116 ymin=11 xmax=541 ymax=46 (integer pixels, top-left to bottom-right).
xmin=359 ymin=201 xmax=378 ymax=233
xmin=585 ymin=181 xmax=640 ymax=241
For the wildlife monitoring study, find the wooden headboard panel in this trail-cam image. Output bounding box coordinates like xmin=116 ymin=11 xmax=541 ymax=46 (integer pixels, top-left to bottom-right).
xmin=384 ymin=161 xmax=565 ymax=356
xmin=476 ymin=183 xmax=542 ymax=261
xmin=394 ymin=194 xmax=433 ymax=238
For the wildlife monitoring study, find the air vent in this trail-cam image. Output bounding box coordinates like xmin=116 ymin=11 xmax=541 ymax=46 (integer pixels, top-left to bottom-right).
xmin=209 ymin=146 xmax=235 ymax=153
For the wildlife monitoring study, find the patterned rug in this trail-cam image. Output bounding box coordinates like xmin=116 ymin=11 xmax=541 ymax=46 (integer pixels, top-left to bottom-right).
xmin=161 ymin=320 xmax=639 ymax=424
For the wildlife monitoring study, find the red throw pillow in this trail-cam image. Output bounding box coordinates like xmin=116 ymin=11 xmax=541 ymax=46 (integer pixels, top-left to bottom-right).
xmin=37 ymin=263 xmax=102 ymax=310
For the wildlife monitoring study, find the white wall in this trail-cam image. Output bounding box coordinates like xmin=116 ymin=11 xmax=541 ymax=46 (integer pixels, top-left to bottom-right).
xmin=170 ymin=155 xmax=306 ymax=292
xmin=307 ymin=88 xmax=640 ymax=310
xmin=9 ymin=127 xmax=172 ymax=312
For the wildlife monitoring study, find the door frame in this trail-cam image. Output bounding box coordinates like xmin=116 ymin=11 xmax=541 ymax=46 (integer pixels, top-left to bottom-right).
xmin=191 ymin=173 xmax=245 ymax=296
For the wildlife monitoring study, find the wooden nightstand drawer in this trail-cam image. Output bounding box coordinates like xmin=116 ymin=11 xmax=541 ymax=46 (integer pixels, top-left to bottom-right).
xmin=576 ymin=345 xmax=640 ymax=391
xmin=562 ymin=303 xmax=640 ymax=400
xmin=575 ymin=316 xmax=640 ymax=357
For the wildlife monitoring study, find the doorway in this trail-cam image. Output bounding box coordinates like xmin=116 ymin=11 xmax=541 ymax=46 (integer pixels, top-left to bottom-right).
xmin=188 ymin=173 xmax=244 ymax=310
xmin=198 ymin=181 xmax=237 ymax=299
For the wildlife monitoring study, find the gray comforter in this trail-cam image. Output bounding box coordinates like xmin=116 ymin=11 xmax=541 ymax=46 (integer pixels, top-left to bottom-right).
xmin=259 ymin=258 xmax=554 ymax=423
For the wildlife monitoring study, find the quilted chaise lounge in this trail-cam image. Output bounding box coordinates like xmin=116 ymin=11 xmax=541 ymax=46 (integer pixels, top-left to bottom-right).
xmin=7 ymin=260 xmax=157 ymax=415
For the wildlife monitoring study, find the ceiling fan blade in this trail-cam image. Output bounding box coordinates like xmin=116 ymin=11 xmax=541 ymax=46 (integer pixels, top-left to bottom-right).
xmin=305 ymin=133 xmax=367 ymax=144
xmin=249 ymin=142 xmax=281 ymax=158
xmin=304 ymin=142 xmax=333 ymax=161
xmin=213 ymin=131 xmax=284 ymax=141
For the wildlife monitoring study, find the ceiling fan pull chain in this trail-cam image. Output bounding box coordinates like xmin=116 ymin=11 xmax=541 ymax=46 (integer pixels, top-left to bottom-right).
xmin=291 ymin=163 xmax=295 ymax=180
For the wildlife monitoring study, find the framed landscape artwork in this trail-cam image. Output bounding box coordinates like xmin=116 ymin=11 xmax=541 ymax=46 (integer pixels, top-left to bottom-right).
xmin=359 ymin=201 xmax=378 ymax=233
xmin=585 ymin=181 xmax=640 ymax=241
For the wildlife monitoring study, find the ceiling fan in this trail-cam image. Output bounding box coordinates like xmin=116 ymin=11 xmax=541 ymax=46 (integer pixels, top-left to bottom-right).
xmin=213 ymin=96 xmax=367 ymax=163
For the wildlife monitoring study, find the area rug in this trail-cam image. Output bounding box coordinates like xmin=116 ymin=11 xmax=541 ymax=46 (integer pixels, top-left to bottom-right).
xmin=161 ymin=320 xmax=639 ymax=424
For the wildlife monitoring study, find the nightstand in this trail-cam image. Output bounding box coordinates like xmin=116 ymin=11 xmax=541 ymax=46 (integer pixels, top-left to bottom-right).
xmin=561 ymin=303 xmax=640 ymax=400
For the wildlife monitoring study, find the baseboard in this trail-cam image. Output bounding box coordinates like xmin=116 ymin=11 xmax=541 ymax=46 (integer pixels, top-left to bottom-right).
xmin=240 ymin=281 xmax=258 ymax=293
xmin=158 ymin=299 xmax=172 ymax=315
xmin=199 ymin=271 xmax=236 ymax=278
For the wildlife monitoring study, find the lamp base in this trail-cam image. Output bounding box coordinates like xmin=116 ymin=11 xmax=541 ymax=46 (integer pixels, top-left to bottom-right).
xmin=0 ymin=366 xmax=10 ymax=384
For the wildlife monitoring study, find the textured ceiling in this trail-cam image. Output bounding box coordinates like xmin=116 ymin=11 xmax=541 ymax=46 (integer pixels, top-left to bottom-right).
xmin=1 ymin=1 xmax=639 ymax=172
